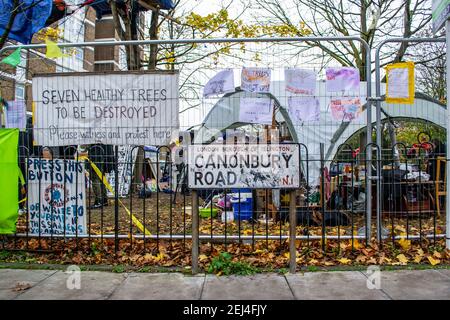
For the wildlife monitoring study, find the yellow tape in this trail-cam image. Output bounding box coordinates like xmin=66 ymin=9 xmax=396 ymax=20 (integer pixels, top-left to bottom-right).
xmin=80 ymin=155 xmax=151 ymax=236
xmin=18 ymin=197 xmax=27 ymax=204
xmin=385 ymin=61 xmax=415 ymax=104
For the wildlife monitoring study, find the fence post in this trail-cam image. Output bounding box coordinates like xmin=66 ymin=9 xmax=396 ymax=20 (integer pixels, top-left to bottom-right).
xmin=289 ymin=189 xmax=297 ymax=273
xmin=446 ymin=19 xmax=450 ymax=250
xmin=192 ymin=190 xmax=199 ymax=274
xmin=114 ymin=145 xmax=119 ymax=253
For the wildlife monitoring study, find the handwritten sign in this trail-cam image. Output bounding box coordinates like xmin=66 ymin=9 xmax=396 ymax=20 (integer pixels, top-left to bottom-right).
xmin=203 ymin=69 xmax=235 ymax=97
xmin=385 ymin=62 xmax=415 ymax=104
xmin=330 ymin=98 xmax=362 ymax=122
xmin=241 ymin=68 xmax=271 ymax=93
xmin=188 ymin=144 xmax=300 ymax=189
xmin=326 ymin=67 xmax=360 ymax=92
xmin=5 ymin=100 xmax=26 ymax=130
xmin=288 ymin=96 xmax=320 ymax=123
xmin=285 ymin=69 xmax=316 ymax=95
xmin=27 ymin=158 xmax=86 ymax=235
xmin=239 ymin=97 xmax=274 ymax=125
xmin=106 ymin=145 xmax=138 ymax=197
xmin=32 ymin=71 xmax=179 ymax=146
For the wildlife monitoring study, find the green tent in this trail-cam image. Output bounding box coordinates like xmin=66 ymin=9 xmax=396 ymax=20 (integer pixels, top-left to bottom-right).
xmin=0 ymin=128 xmax=19 ymax=234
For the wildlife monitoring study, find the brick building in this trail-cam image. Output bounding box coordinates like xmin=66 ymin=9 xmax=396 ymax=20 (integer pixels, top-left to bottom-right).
xmin=0 ymin=4 xmax=130 ymax=113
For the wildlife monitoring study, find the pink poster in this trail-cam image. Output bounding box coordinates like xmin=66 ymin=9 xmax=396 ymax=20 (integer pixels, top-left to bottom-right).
xmin=330 ymin=98 xmax=362 ymax=122
xmin=326 ymin=67 xmax=360 ymax=92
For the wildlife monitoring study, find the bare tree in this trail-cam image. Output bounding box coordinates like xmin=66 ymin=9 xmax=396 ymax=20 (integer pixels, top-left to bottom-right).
xmin=252 ymin=0 xmax=431 ymax=80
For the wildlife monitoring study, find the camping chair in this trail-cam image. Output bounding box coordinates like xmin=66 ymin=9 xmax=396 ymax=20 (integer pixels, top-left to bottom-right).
xmin=435 ymin=156 xmax=446 ymax=217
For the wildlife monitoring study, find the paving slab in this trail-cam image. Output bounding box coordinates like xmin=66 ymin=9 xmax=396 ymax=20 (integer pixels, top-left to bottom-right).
xmin=202 ymin=274 xmax=294 ymax=300
xmin=286 ymin=271 xmax=389 ymax=300
xmin=371 ymin=269 xmax=450 ymax=300
xmin=15 ymin=271 xmax=126 ymax=300
xmin=109 ymin=273 xmax=205 ymax=300
xmin=436 ymin=268 xmax=450 ymax=279
xmin=0 ymin=269 xmax=57 ymax=299
xmin=0 ymin=269 xmax=57 ymax=290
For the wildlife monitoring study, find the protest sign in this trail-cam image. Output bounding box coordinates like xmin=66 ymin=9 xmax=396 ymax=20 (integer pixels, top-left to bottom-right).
xmin=330 ymin=98 xmax=362 ymax=122
xmin=106 ymin=145 xmax=138 ymax=197
xmin=385 ymin=62 xmax=415 ymax=104
xmin=288 ymin=96 xmax=320 ymax=123
xmin=285 ymin=69 xmax=316 ymax=95
xmin=5 ymin=100 xmax=27 ymax=130
xmin=239 ymin=97 xmax=274 ymax=125
xmin=32 ymin=71 xmax=179 ymax=146
xmin=27 ymin=158 xmax=86 ymax=235
xmin=241 ymin=67 xmax=271 ymax=93
xmin=326 ymin=67 xmax=360 ymax=92
xmin=203 ymin=69 xmax=235 ymax=97
xmin=188 ymin=144 xmax=300 ymax=189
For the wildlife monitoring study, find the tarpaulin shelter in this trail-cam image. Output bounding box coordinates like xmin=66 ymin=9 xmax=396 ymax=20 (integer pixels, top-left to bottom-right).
xmin=0 ymin=0 xmax=53 ymax=44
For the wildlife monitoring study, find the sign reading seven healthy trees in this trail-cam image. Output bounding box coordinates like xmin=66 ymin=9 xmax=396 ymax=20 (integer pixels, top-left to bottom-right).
xmin=32 ymin=71 xmax=179 ymax=146
xmin=188 ymin=144 xmax=300 ymax=189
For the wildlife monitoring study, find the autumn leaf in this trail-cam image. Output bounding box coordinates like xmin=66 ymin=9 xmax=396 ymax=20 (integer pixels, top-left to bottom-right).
xmin=338 ymin=258 xmax=351 ymax=265
xmin=199 ymin=254 xmax=209 ymax=262
xmin=427 ymin=256 xmax=441 ymax=266
xmin=398 ymin=237 xmax=411 ymax=250
xmin=433 ymin=251 xmax=442 ymax=259
xmin=396 ymin=254 xmax=408 ymax=264
xmin=413 ymin=255 xmax=422 ymax=263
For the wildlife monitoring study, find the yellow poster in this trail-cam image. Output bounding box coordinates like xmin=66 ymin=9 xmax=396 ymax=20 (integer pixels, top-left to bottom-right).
xmin=385 ymin=61 xmax=415 ymax=104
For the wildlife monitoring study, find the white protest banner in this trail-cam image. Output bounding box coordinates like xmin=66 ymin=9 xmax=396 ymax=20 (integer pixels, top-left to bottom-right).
xmin=203 ymin=69 xmax=235 ymax=97
xmin=241 ymin=67 xmax=271 ymax=93
xmin=188 ymin=144 xmax=300 ymax=189
xmin=326 ymin=67 xmax=360 ymax=92
xmin=5 ymin=100 xmax=26 ymax=130
xmin=285 ymin=69 xmax=317 ymax=95
xmin=239 ymin=97 xmax=274 ymax=125
xmin=27 ymin=158 xmax=87 ymax=235
xmin=32 ymin=71 xmax=179 ymax=147
xmin=288 ymin=96 xmax=320 ymax=123
xmin=106 ymin=145 xmax=138 ymax=198
xmin=330 ymin=98 xmax=362 ymax=122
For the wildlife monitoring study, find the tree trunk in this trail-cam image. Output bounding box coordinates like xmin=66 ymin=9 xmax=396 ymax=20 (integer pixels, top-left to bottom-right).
xmin=148 ymin=8 xmax=160 ymax=70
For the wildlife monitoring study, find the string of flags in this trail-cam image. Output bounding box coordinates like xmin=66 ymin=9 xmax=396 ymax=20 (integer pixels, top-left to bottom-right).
xmin=1 ymin=39 xmax=73 ymax=67
xmin=203 ymin=63 xmax=415 ymax=125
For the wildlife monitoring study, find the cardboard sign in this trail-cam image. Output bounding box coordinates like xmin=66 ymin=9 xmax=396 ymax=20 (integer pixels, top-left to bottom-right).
xmin=188 ymin=144 xmax=300 ymax=189
xmin=27 ymin=158 xmax=86 ymax=235
xmin=32 ymin=71 xmax=179 ymax=146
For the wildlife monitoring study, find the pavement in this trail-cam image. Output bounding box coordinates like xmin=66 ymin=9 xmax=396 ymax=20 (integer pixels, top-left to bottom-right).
xmin=0 ymin=268 xmax=449 ymax=300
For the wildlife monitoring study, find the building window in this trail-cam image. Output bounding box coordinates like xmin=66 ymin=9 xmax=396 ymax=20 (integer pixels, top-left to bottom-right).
xmin=15 ymin=83 xmax=25 ymax=100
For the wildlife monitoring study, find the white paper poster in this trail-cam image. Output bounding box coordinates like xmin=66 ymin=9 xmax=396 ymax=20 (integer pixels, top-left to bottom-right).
xmin=32 ymin=72 xmax=179 ymax=147
xmin=387 ymin=68 xmax=409 ymax=98
xmin=285 ymin=69 xmax=317 ymax=95
xmin=203 ymin=69 xmax=235 ymax=97
xmin=27 ymin=158 xmax=87 ymax=235
xmin=241 ymin=67 xmax=271 ymax=93
xmin=288 ymin=96 xmax=320 ymax=123
xmin=330 ymin=98 xmax=362 ymax=122
xmin=326 ymin=67 xmax=360 ymax=92
xmin=239 ymin=97 xmax=274 ymax=124
xmin=188 ymin=144 xmax=300 ymax=189
xmin=5 ymin=100 xmax=26 ymax=130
